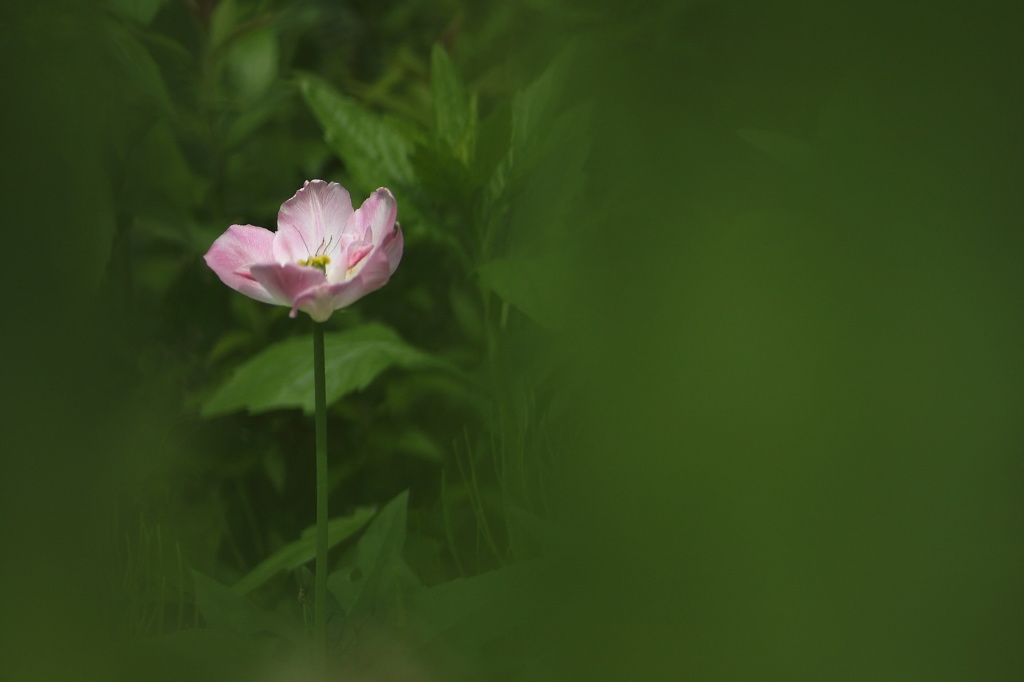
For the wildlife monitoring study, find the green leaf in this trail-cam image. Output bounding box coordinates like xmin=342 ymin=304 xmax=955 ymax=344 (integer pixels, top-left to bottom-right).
xmin=208 ymin=0 xmax=240 ymax=48
xmin=102 ymin=19 xmax=175 ymax=116
xmin=407 ymin=560 xmax=551 ymax=650
xmin=510 ymin=48 xmax=574 ymax=158
xmin=202 ymin=324 xmax=449 ymax=417
xmin=191 ymin=571 xmax=297 ymax=638
xmin=735 ymin=128 xmax=817 ymax=170
xmin=430 ymin=43 xmax=476 ymax=163
xmin=299 ymin=74 xmax=417 ymax=192
xmin=327 ymin=490 xmax=418 ymax=621
xmin=224 ymin=26 xmax=278 ymax=103
xmin=232 ymin=507 xmax=376 ymax=595
xmin=104 ymin=0 xmax=170 ymax=25
xmin=478 ymin=256 xmax=576 ymax=330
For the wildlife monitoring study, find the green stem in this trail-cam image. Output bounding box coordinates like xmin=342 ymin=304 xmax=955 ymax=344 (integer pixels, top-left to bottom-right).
xmin=313 ymin=323 xmax=328 ymax=660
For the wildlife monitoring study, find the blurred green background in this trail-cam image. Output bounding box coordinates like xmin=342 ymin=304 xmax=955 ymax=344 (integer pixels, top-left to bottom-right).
xmin=1 ymin=0 xmax=1021 ymax=679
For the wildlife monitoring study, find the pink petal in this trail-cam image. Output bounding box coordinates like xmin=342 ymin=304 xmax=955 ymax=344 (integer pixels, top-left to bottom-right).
xmin=273 ymin=180 xmax=354 ymax=264
xmin=346 ymin=187 xmax=397 ymax=246
xmin=382 ymin=222 xmax=404 ymax=274
xmin=291 ymin=285 xmax=344 ymax=322
xmin=203 ymin=224 xmax=278 ymax=304
xmin=249 ymin=262 xmax=328 ymax=313
xmin=345 ymin=241 xmax=373 ymax=269
xmin=296 ymin=248 xmax=396 ymax=320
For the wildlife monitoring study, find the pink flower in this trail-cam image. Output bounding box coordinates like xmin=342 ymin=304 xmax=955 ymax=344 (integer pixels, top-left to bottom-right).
xmin=204 ymin=180 xmax=403 ymax=322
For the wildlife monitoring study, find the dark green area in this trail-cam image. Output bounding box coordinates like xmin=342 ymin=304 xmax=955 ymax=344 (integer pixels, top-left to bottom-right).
xmin=1 ymin=0 xmax=1021 ymax=679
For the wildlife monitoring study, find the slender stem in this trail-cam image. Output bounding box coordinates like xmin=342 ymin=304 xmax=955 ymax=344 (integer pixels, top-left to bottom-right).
xmin=313 ymin=322 xmax=329 ymax=661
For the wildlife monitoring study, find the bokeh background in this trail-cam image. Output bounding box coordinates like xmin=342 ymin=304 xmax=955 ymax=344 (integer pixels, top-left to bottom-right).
xmin=2 ymin=1 xmax=1021 ymax=679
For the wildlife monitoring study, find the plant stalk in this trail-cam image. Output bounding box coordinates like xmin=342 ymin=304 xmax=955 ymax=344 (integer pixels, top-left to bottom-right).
xmin=313 ymin=322 xmax=328 ymax=661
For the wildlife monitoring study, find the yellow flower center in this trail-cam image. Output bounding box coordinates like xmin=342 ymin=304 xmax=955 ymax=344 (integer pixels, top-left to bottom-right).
xmin=298 ymin=255 xmax=331 ymax=271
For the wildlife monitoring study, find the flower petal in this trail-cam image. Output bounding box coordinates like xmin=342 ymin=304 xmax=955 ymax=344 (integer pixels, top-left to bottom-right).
xmin=347 ymin=187 xmax=398 ymax=246
xmin=345 ymin=241 xmax=373 ymax=270
xmin=291 ymin=285 xmax=344 ymax=322
xmin=203 ymin=224 xmax=278 ymax=304
xmin=382 ymin=222 xmax=404 ymax=274
xmin=249 ymin=262 xmax=328 ymax=313
xmin=327 ymin=188 xmax=399 ymax=283
xmin=304 ymin=247 xmax=395 ymax=316
xmin=273 ymin=180 xmax=354 ymax=264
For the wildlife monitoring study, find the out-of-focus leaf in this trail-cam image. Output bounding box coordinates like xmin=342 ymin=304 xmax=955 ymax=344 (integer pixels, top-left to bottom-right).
xmin=209 ymin=0 xmax=241 ymax=48
xmin=510 ymin=48 xmax=574 ymax=158
xmin=232 ymin=507 xmax=376 ymax=595
xmin=225 ymin=26 xmax=277 ymax=103
xmin=202 ymin=324 xmax=450 ymax=416
xmin=736 ymin=128 xmax=817 ymax=170
xmin=431 ymin=43 xmax=476 ymax=163
xmin=299 ymin=74 xmax=417 ymax=192
xmin=478 ymin=256 xmax=575 ymax=330
xmin=407 ymin=559 xmax=551 ymax=650
xmin=191 ymin=570 xmax=297 ymax=637
xmin=474 ymin=100 xmax=512 ymax=182
xmin=121 ymin=120 xmax=197 ymax=218
xmin=104 ymin=0 xmax=169 ymax=25
xmin=327 ymin=490 xmax=419 ymax=621
xmin=102 ymin=19 xmax=175 ymax=116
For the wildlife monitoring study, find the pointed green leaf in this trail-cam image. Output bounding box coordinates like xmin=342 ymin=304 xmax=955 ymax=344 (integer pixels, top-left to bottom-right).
xmin=407 ymin=560 xmax=551 ymax=650
xmin=431 ymin=43 xmax=475 ymax=162
xmin=191 ymin=570 xmax=297 ymax=637
xmin=202 ymin=324 xmax=450 ymax=417
xmin=327 ymin=490 xmax=418 ymax=621
xmin=102 ymin=19 xmax=175 ymax=116
xmin=299 ymin=74 xmax=416 ymax=192
xmin=510 ymin=48 xmax=574 ymax=157
xmin=478 ymin=255 xmax=576 ymax=330
xmin=232 ymin=507 xmax=376 ymax=595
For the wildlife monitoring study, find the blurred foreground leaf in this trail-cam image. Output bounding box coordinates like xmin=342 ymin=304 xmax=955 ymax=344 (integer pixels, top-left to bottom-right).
xmin=192 ymin=571 xmax=297 ymax=638
xmin=232 ymin=507 xmax=377 ymax=595
xmin=327 ymin=490 xmax=418 ymax=622
xmin=431 ymin=43 xmax=476 ymax=163
xmin=478 ymin=255 xmax=574 ymax=330
xmin=407 ymin=559 xmax=550 ymax=650
xmin=735 ymin=128 xmax=817 ymax=170
xmin=202 ymin=324 xmax=450 ymax=416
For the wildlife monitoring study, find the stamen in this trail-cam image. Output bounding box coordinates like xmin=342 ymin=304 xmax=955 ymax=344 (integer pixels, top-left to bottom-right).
xmin=299 ymin=255 xmax=331 ymax=272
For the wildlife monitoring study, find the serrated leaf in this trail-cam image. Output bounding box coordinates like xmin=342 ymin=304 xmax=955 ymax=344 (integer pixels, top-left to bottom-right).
xmin=431 ymin=43 xmax=475 ymax=163
xmin=202 ymin=324 xmax=448 ymax=417
xmin=232 ymin=507 xmax=376 ymax=595
xmin=299 ymin=74 xmax=416 ymax=192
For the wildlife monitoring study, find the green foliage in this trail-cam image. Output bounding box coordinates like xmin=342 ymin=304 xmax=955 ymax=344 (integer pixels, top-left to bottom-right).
xmin=232 ymin=507 xmax=376 ymax=595
xmin=201 ymin=323 xmax=451 ymax=416
xmin=96 ymin=0 xmax=584 ymax=676
xmin=430 ymin=44 xmax=477 ymax=164
xmin=192 ymin=570 xmax=296 ymax=638
xmin=10 ymin=1 xmax=1022 ymax=679
xmin=299 ymin=74 xmax=419 ymax=194
xmin=326 ymin=490 xmax=418 ymax=624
